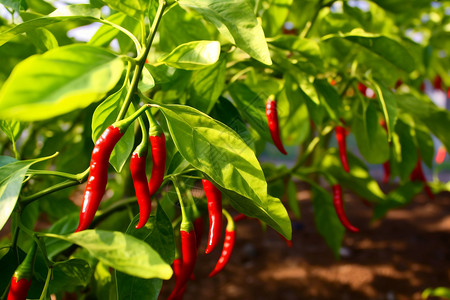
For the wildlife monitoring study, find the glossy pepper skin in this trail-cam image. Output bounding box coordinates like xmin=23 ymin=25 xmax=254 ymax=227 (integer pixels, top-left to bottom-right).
xmin=76 ymin=126 xmax=124 ymax=232
xmin=209 ymin=210 xmax=235 ymax=277
xmin=7 ymin=243 xmax=37 ymax=300
xmin=130 ymin=153 xmax=151 ymax=228
xmin=202 ymin=179 xmax=223 ymax=254
xmin=335 ymin=126 xmax=350 ymax=173
xmin=332 ymin=184 xmax=359 ymax=232
xmin=410 ymin=157 xmax=434 ymax=199
xmin=266 ymin=95 xmax=287 ymax=155
xmin=168 ymin=229 xmax=197 ymax=300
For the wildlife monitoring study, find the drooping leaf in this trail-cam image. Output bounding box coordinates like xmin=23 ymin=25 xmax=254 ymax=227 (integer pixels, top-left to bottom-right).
xmin=178 ymin=0 xmax=272 ymax=65
xmin=158 ymin=104 xmax=291 ymax=238
xmin=43 ymin=230 xmax=173 ymax=280
xmin=49 ymin=259 xmax=92 ymax=294
xmin=0 ymin=44 xmax=124 ymax=121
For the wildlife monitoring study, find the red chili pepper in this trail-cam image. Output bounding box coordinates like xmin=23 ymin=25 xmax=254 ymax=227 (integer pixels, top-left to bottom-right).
xmin=147 ymin=111 xmax=166 ymax=196
xmin=358 ymin=83 xmax=367 ymax=96
xmin=420 ymin=82 xmax=425 ymax=93
xmin=433 ymin=75 xmax=443 ymax=91
xmin=335 ymin=126 xmax=350 ymax=173
xmin=130 ymin=118 xmax=151 ymax=229
xmin=202 ymin=179 xmax=223 ymax=254
xmin=395 ymin=79 xmax=403 ymax=89
xmin=193 ymin=217 xmax=204 ymax=249
xmin=7 ymin=243 xmax=37 ymax=300
xmin=76 ymin=106 xmax=148 ymax=232
xmin=410 ymin=157 xmax=434 ymax=199
xmin=168 ymin=229 xmax=197 ymax=300
xmin=233 ymin=213 xmax=248 ymax=222
xmin=332 ymin=184 xmax=359 ymax=232
xmin=209 ymin=210 xmax=235 ymax=278
xmin=382 ymin=162 xmax=391 ymax=184
xmin=266 ymin=95 xmax=287 ymax=155
xmin=436 ymin=147 xmax=446 ymax=164
xmin=447 ymin=87 xmax=450 ymax=99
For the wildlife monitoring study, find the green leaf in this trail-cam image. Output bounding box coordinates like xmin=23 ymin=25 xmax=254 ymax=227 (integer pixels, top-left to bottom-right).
xmin=312 ymin=186 xmax=345 ymax=258
xmin=314 ymin=78 xmax=339 ymax=121
xmin=178 ymin=0 xmax=272 ymax=65
xmin=0 ymin=155 xmax=54 ymax=230
xmin=187 ymin=58 xmax=226 ymax=113
xmin=116 ymin=205 xmax=174 ymax=300
xmin=49 ymin=259 xmax=92 ymax=294
xmin=43 ymin=230 xmax=173 ymax=279
xmin=372 ymin=82 xmax=398 ymax=141
xmin=0 ymin=120 xmax=22 ymax=143
xmin=158 ymin=40 xmax=221 ymax=70
xmin=286 ymin=180 xmax=300 ymax=219
xmin=227 ymin=82 xmax=272 ymax=142
xmin=91 ymin=86 xmax=135 ymax=173
xmin=326 ymin=30 xmax=415 ymax=73
xmin=26 ymin=27 xmax=58 ymax=53
xmin=102 ymin=0 xmax=147 ymax=20
xmin=0 ymin=5 xmax=101 ymax=47
xmin=0 ymin=44 xmax=124 ymax=121
xmin=45 ymin=213 xmax=79 ymax=259
xmin=261 ymin=0 xmax=293 ymax=37
xmin=352 ymin=101 xmax=390 ymax=164
xmin=159 ymin=104 xmax=291 ymax=238
xmin=0 ymin=153 xmax=56 ymax=231
xmin=0 ymin=0 xmax=27 ymax=11
xmin=139 ymin=66 xmax=155 ymax=92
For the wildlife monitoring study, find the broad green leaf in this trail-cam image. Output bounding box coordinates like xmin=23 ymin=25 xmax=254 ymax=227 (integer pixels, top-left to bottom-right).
xmin=89 ymin=12 xmax=140 ymax=54
xmin=45 ymin=213 xmax=79 ymax=259
xmin=211 ymin=96 xmax=254 ymax=150
xmin=49 ymin=259 xmax=92 ymax=294
xmin=0 ymin=0 xmax=27 ymax=12
xmin=227 ymin=82 xmax=272 ymax=142
xmin=0 ymin=5 xmax=101 ymax=47
xmin=116 ymin=205 xmax=174 ymax=300
xmin=139 ymin=67 xmax=155 ymax=92
xmin=187 ymin=58 xmax=226 ymax=113
xmin=159 ymin=104 xmax=291 ymax=238
xmin=178 ymin=0 xmax=272 ymax=65
xmin=286 ymin=180 xmax=301 ymax=219
xmin=102 ymin=0 xmax=147 ymax=20
xmin=0 ymin=44 xmax=124 ymax=121
xmin=26 ymin=27 xmax=58 ymax=52
xmin=320 ymin=149 xmax=385 ymax=203
xmin=94 ymin=262 xmax=114 ymax=300
xmin=0 ymin=153 xmax=56 ymax=231
xmin=352 ymin=101 xmax=390 ymax=164
xmin=392 ymin=120 xmax=418 ymax=181
xmin=314 ymin=79 xmax=339 ymax=121
xmin=335 ymin=30 xmax=414 ymax=73
xmin=91 ymin=85 xmax=135 ymax=173
xmin=0 ymin=156 xmax=16 ymax=167
xmin=312 ymin=185 xmax=345 ymax=258
xmin=43 ymin=230 xmax=173 ymax=280
xmin=158 ymin=40 xmax=221 ymax=70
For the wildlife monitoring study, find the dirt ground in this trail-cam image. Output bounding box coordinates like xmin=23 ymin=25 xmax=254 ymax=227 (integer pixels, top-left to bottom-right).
xmin=160 ymin=185 xmax=450 ymax=300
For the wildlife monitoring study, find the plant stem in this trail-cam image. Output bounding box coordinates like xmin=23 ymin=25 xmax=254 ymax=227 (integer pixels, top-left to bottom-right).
xmin=171 ymin=177 xmax=189 ymax=226
xmin=20 ymin=180 xmax=82 ymax=206
xmin=99 ymin=19 xmax=142 ymax=55
xmin=39 ymin=267 xmax=53 ymax=300
xmin=116 ymin=0 xmax=166 ymax=122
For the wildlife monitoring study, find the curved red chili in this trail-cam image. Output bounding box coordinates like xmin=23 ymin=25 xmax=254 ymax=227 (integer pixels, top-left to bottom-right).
xmin=130 ymin=153 xmax=151 ymax=228
xmin=202 ymin=179 xmax=223 ymax=254
xmin=410 ymin=157 xmax=434 ymax=199
xmin=147 ymin=111 xmax=166 ymax=196
xmin=76 ymin=106 xmax=149 ymax=232
xmin=168 ymin=229 xmax=197 ymax=300
xmin=209 ymin=209 xmax=235 ymax=277
xmin=266 ymin=95 xmax=287 ymax=155
xmin=332 ymin=184 xmax=359 ymax=232
xmin=436 ymin=146 xmax=446 ymax=164
xmin=7 ymin=243 xmax=37 ymax=300
xmin=233 ymin=213 xmax=247 ymax=222
xmin=76 ymin=125 xmax=124 ymax=232
xmin=130 ymin=118 xmax=151 ymax=229
xmin=335 ymin=126 xmax=350 ymax=173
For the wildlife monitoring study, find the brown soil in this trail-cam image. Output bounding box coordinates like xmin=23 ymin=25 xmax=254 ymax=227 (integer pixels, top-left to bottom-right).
xmin=160 ymin=186 xmax=450 ymax=300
